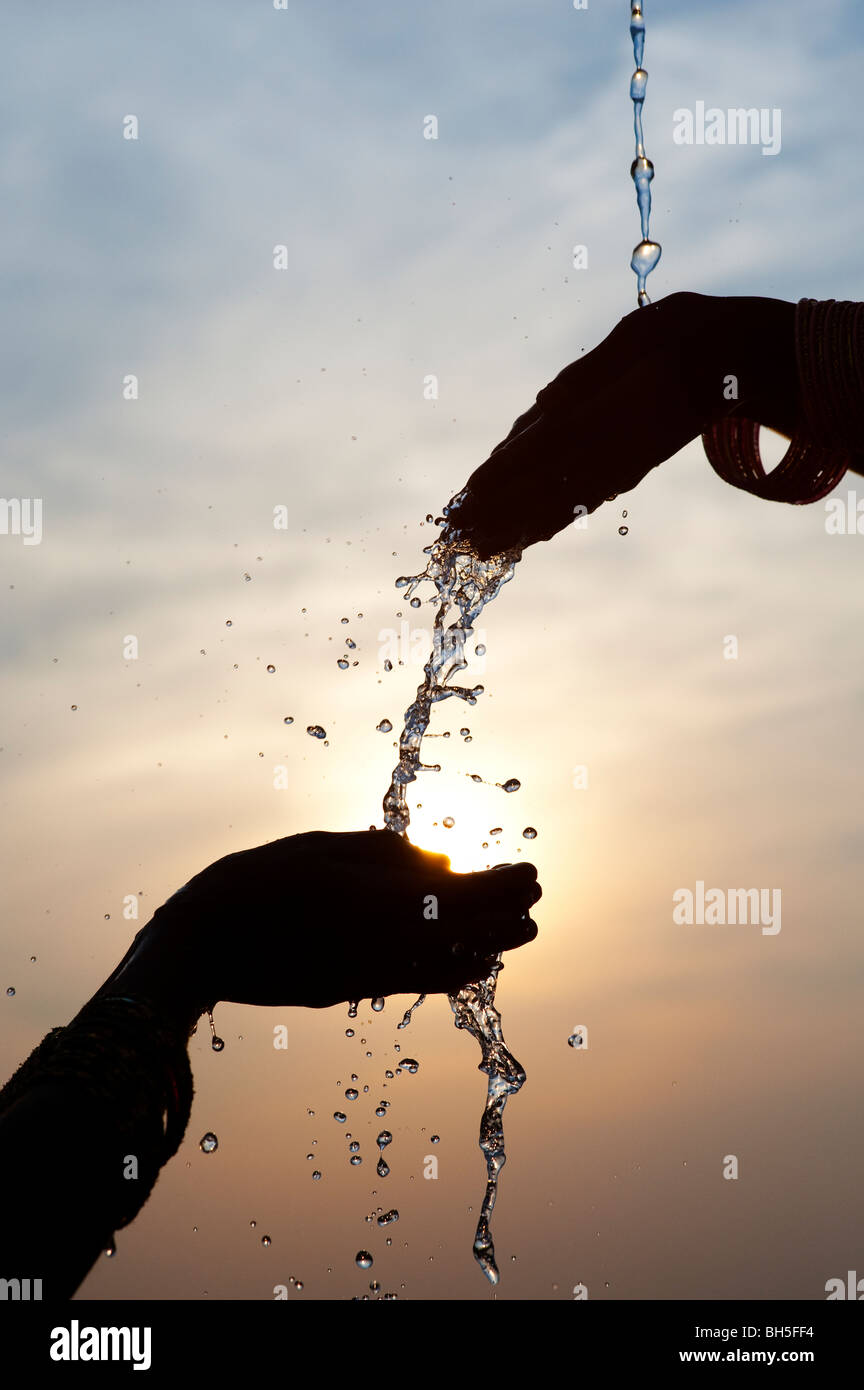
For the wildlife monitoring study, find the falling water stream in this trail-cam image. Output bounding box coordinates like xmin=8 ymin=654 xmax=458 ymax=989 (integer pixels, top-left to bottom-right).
xmin=382 ymin=521 xmax=525 ymax=1286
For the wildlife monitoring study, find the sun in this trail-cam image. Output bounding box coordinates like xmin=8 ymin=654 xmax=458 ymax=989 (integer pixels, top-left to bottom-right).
xmin=406 ymin=798 xmax=511 ymax=874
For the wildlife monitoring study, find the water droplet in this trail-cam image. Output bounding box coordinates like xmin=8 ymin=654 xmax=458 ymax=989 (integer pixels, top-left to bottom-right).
xmin=629 ymin=67 xmax=648 ymax=102
xmin=475 ymin=644 xmax=486 ymax=656
xmin=211 ymin=1036 xmax=225 ymax=1052
xmin=345 ymin=1088 xmax=358 ymax=1101
xmin=398 ymin=1059 xmax=419 ymax=1075
xmin=568 ymin=1033 xmax=584 ymax=1049
xmin=225 ymin=619 xmax=233 ymax=626
xmin=384 ymin=660 xmax=393 ymax=672
xmin=350 ymin=1154 xmax=363 ymax=1166
xmin=341 ymin=616 xmax=349 ymax=624
xmin=337 ymin=658 xmax=349 ymax=670
xmin=430 ymin=1135 xmax=440 ymax=1144
xmin=459 ymin=727 xmax=470 ymax=736
xmin=377 ymin=1209 xmax=399 ymax=1226
xmin=345 ymin=1028 xmax=355 ymax=1037
xmin=410 ymin=597 xmax=421 ymax=609
xmin=377 ymin=1158 xmax=390 ymax=1178
xmin=266 ymin=664 xmax=276 ymax=674
xmin=347 ymin=1000 xmax=358 ymax=1018
xmin=71 ymin=704 xmax=78 ymax=710
xmin=333 ymin=1112 xmax=346 ymax=1123
xmin=250 ymin=1221 xmax=257 ymax=1227
xmin=29 ymin=956 xmax=36 ymax=963
xmin=355 ymin=1251 xmax=373 ymax=1270
xmin=490 ymin=827 xmax=502 ymax=836
xmin=371 ymin=997 xmax=385 ymax=1012
xmin=261 ymin=1235 xmax=271 ymax=1247
xmin=630 ymin=239 xmax=661 ymax=278
xmin=6 ymin=987 xmax=15 ymax=997
xmin=375 ymin=1105 xmax=387 ymax=1118
xmin=312 ymin=1170 xmax=322 ymax=1180
xmin=442 ymin=816 xmax=455 ymax=828
xmin=502 ymin=778 xmax=521 ymax=793
xmin=200 ymin=1132 xmax=218 ymax=1153
xmin=104 ymin=1243 xmax=116 ymax=1258
xmin=307 ymin=725 xmax=327 ymax=739
xmin=283 ymin=716 xmax=294 ymax=725
xmin=377 ymin=1130 xmax=392 ymax=1148
xmin=622 ymin=509 xmax=628 ymax=518
xmin=618 ymin=526 xmax=629 ymax=536
xmin=376 ymin=719 xmax=393 ymax=733
xmin=522 ymin=827 xmax=537 ymax=840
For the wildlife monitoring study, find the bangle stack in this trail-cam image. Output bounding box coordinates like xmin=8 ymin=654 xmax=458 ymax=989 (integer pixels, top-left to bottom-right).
xmin=701 ymin=298 xmax=864 ymax=502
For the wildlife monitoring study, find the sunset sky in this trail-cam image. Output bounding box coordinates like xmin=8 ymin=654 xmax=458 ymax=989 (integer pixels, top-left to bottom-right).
xmin=1 ymin=0 xmax=862 ymax=1300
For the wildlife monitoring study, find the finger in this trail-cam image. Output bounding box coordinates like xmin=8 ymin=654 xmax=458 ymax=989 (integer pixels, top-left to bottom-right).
xmin=450 ymin=416 xmax=597 ymax=555
xmin=450 ymin=862 xmax=541 ymax=910
xmin=440 ymin=909 xmax=538 ymax=966
xmin=489 ymin=399 xmax=545 ymax=455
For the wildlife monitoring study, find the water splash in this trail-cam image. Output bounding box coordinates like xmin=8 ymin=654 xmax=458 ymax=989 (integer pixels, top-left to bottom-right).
xmin=397 ymin=994 xmax=426 ymax=1029
xmin=381 ymin=520 xmax=526 ymax=1285
xmin=448 ymin=962 xmax=526 ymax=1283
xmin=376 ymin=1128 xmax=392 ymax=1179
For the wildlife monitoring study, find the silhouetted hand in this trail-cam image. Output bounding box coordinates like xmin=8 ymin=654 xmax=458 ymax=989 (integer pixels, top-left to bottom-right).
xmin=98 ymin=830 xmax=541 ymax=1026
xmin=447 ymin=291 xmax=797 ymax=556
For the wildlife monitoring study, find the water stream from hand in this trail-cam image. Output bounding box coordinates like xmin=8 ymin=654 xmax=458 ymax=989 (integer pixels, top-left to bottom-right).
xmin=381 ymin=518 xmax=525 ymax=1286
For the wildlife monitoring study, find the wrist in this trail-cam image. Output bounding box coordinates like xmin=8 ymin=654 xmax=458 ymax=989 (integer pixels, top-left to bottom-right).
xmin=94 ymin=917 xmax=209 ymax=1040
xmin=707 ymin=295 xmax=798 ymax=436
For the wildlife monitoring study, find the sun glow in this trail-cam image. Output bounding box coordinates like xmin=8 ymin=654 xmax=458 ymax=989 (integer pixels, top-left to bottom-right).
xmin=404 ymin=797 xmax=515 ymax=874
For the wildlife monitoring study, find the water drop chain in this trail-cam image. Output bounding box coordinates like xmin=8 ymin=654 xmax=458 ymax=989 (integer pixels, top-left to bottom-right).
xmin=629 ymin=1 xmax=661 ymax=306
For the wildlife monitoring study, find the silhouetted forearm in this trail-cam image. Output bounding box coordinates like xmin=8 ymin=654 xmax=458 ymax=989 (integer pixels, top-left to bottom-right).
xmin=0 ymin=962 xmax=197 ymax=1299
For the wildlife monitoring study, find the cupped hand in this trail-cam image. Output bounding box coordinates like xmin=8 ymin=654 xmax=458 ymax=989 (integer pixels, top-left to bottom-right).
xmin=104 ymin=830 xmax=541 ymax=1021
xmin=445 ymin=291 xmax=796 ymax=557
